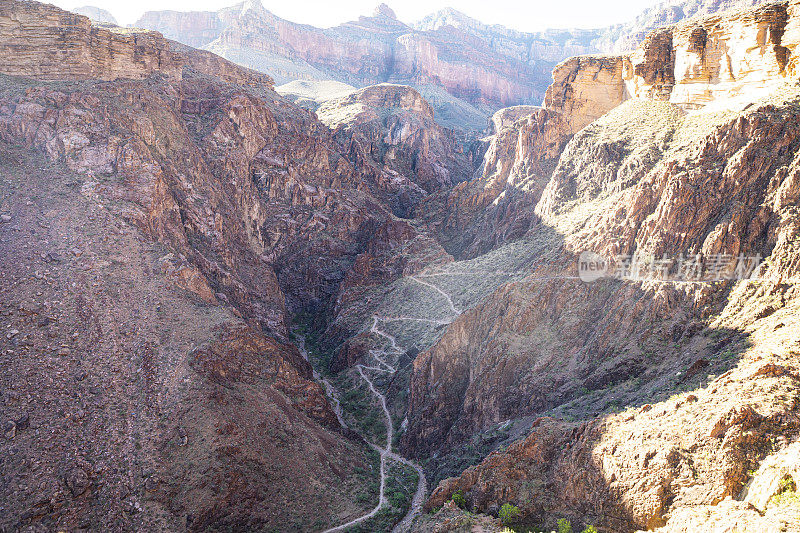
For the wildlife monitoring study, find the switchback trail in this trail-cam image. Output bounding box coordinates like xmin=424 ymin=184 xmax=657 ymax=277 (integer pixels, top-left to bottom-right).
xmin=312 ymin=266 xmax=776 ymax=531
xmin=317 ymin=274 xmax=464 ymax=533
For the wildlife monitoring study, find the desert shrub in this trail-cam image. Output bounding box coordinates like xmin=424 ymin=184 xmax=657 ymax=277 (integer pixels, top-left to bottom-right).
xmin=498 ymin=503 xmax=520 ymax=525
xmin=582 ymin=526 xmax=599 ymax=533
xmin=557 ymin=518 xmax=572 ymax=533
xmin=771 ymin=475 xmax=800 ymax=508
xmin=451 ymin=489 xmax=467 ymax=509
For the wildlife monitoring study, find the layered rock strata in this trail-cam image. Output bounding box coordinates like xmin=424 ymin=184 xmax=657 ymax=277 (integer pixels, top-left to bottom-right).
xmin=0 ymin=0 xmax=182 ymax=82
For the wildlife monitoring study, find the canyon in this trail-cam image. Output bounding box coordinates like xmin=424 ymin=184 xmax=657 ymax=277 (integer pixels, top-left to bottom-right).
xmin=131 ymin=0 xmax=776 ymax=134
xmin=0 ymin=0 xmax=799 ymax=532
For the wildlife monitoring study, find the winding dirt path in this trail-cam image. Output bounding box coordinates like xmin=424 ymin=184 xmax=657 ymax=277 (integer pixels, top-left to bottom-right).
xmin=314 ymin=274 xmax=467 ymax=532
xmin=409 ymin=275 xmax=460 ymax=315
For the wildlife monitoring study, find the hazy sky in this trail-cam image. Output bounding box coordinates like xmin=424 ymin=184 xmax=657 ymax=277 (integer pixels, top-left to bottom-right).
xmin=53 ymin=0 xmax=662 ymax=32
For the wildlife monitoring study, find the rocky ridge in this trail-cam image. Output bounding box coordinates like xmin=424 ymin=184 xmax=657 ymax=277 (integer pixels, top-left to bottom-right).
xmin=132 ymin=0 xmax=776 ymax=134
xmin=0 ymin=0 xmax=182 ymax=82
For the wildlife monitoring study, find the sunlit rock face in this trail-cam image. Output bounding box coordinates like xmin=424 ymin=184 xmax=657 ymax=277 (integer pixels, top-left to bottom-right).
xmin=402 ymin=2 xmax=800 ymax=532
xmin=542 ymin=0 xmax=800 ymax=131
xmin=544 ymin=55 xmax=630 ymax=134
xmin=0 ymin=0 xmax=182 ymax=82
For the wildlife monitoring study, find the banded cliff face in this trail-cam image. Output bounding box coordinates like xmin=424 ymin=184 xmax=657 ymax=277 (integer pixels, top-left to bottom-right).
xmin=0 ymin=0 xmax=182 ymax=82
xmin=438 ymin=0 xmax=800 ymax=260
xmin=546 ymin=0 xmax=800 ymax=129
xmin=136 ymin=1 xmax=545 ymax=113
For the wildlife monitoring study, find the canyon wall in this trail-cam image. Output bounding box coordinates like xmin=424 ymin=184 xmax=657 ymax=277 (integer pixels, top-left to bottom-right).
xmin=0 ymin=0 xmax=182 ymax=82
xmin=399 ymin=2 xmax=800 ymax=531
xmin=0 ymin=2 xmax=429 ymax=529
xmin=136 ymin=1 xmax=546 ymax=116
xmin=131 ymin=0 xmax=776 ymax=133
xmin=435 ymin=0 xmax=800 ymax=261
xmin=546 ymin=0 xmax=800 ymax=130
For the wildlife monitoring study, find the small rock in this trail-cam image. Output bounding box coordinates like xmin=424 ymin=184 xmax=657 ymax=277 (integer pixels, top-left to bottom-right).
xmin=6 ymin=329 xmax=19 ymax=339
xmin=57 ymin=347 xmax=71 ymax=356
xmin=215 ymin=292 xmax=229 ymax=303
xmin=15 ymin=412 xmax=29 ymax=430
xmin=3 ymin=420 xmax=16 ymax=439
xmin=0 ymin=214 xmax=11 ymax=223
xmin=144 ymin=476 xmax=159 ymax=493
xmin=65 ymin=468 xmax=90 ymax=496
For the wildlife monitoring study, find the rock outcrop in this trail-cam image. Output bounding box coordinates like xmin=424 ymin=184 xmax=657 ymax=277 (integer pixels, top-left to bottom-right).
xmin=596 ymin=0 xmax=772 ymax=53
xmin=544 ymin=55 xmax=630 ymax=134
xmin=546 ymin=0 xmax=800 ymax=123
xmin=433 ymin=0 xmax=800 ymax=260
xmin=317 ymin=83 xmax=476 ymax=216
xmin=422 ymin=105 xmax=571 ymax=258
xmin=0 ymin=0 xmax=182 ymax=82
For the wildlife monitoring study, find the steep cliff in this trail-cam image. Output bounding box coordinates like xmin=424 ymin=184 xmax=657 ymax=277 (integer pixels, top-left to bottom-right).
xmin=0 ymin=0 xmax=182 ymax=82
xmin=596 ymin=0 xmax=772 ymax=53
xmin=316 ymin=83 xmax=476 ymax=216
xmin=434 ymin=0 xmax=800 ymax=261
xmin=132 ymin=0 xmax=774 ymax=135
xmin=133 ymin=1 xmax=576 ymax=131
xmin=550 ymin=0 xmax=800 ymax=116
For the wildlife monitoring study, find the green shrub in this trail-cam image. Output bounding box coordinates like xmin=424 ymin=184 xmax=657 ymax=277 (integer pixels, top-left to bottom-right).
xmin=771 ymin=475 xmax=799 ymax=508
xmin=451 ymin=489 xmax=467 ymax=509
xmin=558 ymin=518 xmax=572 ymax=533
xmin=582 ymin=526 xmax=599 ymax=533
xmin=498 ymin=503 xmax=521 ymax=525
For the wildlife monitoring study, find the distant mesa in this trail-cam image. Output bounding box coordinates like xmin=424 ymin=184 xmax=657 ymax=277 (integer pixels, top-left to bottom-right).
xmin=240 ymin=0 xmax=265 ymax=16
xmin=71 ymin=5 xmax=117 ymax=25
xmin=373 ymin=3 xmax=397 ymax=20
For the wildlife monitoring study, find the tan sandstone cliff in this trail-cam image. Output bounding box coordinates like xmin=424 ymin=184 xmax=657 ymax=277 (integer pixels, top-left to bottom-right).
xmin=0 ymin=0 xmax=182 ymax=82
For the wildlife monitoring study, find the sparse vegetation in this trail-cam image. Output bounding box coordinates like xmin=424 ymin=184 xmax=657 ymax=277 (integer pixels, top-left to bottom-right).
xmin=451 ymin=489 xmax=468 ymax=509
xmin=770 ymin=476 xmax=799 ymax=508
xmin=499 ymin=503 xmax=521 ymax=526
